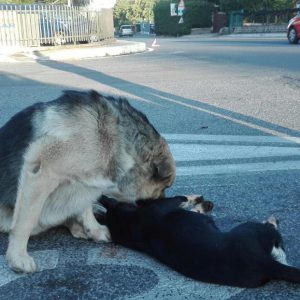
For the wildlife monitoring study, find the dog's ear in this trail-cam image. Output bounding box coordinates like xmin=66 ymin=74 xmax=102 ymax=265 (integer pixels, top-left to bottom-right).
xmin=99 ymin=195 xmax=118 ymax=210
xmin=264 ymin=216 xmax=279 ymax=229
xmin=152 ymin=158 xmax=175 ymax=183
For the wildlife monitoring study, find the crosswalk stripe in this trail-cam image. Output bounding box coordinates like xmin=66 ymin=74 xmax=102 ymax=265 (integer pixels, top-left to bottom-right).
xmin=163 ymin=134 xmax=300 ymax=175
xmin=169 ymin=144 xmax=300 ymax=161
xmin=163 ymin=134 xmax=300 ymax=144
xmin=176 ymin=160 xmax=300 ymax=176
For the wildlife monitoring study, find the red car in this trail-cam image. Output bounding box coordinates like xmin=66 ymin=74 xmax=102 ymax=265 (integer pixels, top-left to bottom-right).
xmin=287 ymin=13 xmax=300 ymax=44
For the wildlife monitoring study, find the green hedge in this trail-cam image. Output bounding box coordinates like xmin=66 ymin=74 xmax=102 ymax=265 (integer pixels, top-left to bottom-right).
xmin=154 ymin=1 xmax=214 ymax=36
xmin=185 ymin=1 xmax=214 ymax=28
xmin=154 ymin=1 xmax=191 ymax=36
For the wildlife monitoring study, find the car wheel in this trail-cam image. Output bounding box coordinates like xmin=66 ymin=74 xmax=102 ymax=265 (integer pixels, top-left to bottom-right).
xmin=288 ymin=28 xmax=299 ymax=44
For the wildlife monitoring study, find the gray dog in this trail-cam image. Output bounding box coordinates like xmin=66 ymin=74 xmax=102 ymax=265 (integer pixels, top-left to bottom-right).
xmin=0 ymin=90 xmax=176 ymax=273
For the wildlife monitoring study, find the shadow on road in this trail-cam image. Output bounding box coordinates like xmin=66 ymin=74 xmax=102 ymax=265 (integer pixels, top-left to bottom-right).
xmin=34 ymin=59 xmax=300 ymax=139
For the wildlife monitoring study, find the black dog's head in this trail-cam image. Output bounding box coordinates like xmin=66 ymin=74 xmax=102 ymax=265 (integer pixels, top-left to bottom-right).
xmin=95 ymin=194 xmax=216 ymax=254
xmin=96 ymin=195 xmax=150 ymax=246
xmin=96 ymin=194 xmax=214 ymax=229
xmin=95 ymin=195 xmax=137 ymax=223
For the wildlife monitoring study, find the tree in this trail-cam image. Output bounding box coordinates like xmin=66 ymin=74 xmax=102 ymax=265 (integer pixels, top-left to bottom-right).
xmin=4 ymin=0 xmax=67 ymax=4
xmin=113 ymin=0 xmax=157 ymax=27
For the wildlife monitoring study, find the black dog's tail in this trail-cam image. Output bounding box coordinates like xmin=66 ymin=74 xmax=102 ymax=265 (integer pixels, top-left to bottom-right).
xmin=268 ymin=260 xmax=300 ymax=284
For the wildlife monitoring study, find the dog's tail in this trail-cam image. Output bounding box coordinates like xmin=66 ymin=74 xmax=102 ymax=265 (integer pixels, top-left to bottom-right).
xmin=267 ymin=260 xmax=300 ymax=284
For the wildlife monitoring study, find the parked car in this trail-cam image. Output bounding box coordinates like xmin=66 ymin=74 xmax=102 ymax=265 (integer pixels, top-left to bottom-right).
xmin=119 ymin=25 xmax=133 ymax=37
xmin=287 ymin=13 xmax=300 ymax=44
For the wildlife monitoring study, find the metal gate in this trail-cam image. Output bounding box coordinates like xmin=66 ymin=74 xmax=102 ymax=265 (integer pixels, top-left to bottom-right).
xmin=0 ymin=4 xmax=114 ymax=47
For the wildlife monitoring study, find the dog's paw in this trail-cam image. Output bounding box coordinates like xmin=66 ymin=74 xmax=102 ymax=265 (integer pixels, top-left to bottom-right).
xmin=6 ymin=251 xmax=37 ymax=273
xmin=87 ymin=224 xmax=111 ymax=243
xmin=181 ymin=195 xmax=214 ymax=214
xmin=68 ymin=222 xmax=89 ymax=240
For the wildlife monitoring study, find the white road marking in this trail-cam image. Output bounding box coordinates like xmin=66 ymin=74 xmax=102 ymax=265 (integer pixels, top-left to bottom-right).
xmin=163 ymin=134 xmax=300 ymax=175
xmin=177 ymin=161 xmax=300 ymax=176
xmin=163 ymin=134 xmax=300 ymax=144
xmin=169 ymin=144 xmax=300 ymax=161
xmin=158 ymin=95 xmax=300 ymax=143
xmin=0 ymin=250 xmax=58 ymax=287
xmin=87 ymin=247 xmax=243 ymax=300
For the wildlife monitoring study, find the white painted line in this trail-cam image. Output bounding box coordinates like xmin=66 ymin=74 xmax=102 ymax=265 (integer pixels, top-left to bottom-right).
xmin=87 ymin=247 xmax=243 ymax=300
xmin=169 ymin=144 xmax=300 ymax=161
xmin=164 ymin=134 xmax=300 ymax=144
xmin=176 ymin=160 xmax=300 ymax=176
xmin=0 ymin=250 xmax=59 ymax=287
xmin=157 ymin=94 xmax=300 ymax=143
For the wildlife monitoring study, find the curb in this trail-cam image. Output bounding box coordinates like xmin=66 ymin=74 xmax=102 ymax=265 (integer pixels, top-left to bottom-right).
xmin=0 ymin=40 xmax=146 ymax=62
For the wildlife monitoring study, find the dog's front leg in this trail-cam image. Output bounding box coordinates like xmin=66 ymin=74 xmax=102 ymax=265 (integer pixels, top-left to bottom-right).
xmin=79 ymin=206 xmax=111 ymax=242
xmin=6 ymin=164 xmax=58 ymax=273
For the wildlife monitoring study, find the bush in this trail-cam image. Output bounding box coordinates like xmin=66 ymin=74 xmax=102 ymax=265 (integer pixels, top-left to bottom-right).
xmin=154 ymin=1 xmax=191 ymax=36
xmin=184 ymin=1 xmax=214 ymax=28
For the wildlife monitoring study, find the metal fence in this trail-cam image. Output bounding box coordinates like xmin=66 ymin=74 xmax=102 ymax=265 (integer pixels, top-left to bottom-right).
xmin=0 ymin=4 xmax=114 ymax=47
xmin=244 ymin=8 xmax=300 ymax=25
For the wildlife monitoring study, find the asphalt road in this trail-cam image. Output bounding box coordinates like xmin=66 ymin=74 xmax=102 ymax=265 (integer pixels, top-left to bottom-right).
xmin=0 ymin=35 xmax=299 ymax=299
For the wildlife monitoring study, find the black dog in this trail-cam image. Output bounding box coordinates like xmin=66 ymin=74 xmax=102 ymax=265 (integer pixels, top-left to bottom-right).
xmin=96 ymin=195 xmax=300 ymax=288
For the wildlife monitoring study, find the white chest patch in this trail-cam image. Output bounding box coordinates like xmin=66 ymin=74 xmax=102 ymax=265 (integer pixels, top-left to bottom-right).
xmin=271 ymin=246 xmax=288 ymax=265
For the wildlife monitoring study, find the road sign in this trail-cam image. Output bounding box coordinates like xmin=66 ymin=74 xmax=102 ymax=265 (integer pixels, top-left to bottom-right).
xmin=170 ymin=3 xmax=177 ymax=16
xmin=178 ymin=0 xmax=185 ymax=16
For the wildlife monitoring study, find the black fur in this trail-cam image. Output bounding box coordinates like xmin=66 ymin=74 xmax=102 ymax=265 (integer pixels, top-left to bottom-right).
xmin=97 ymin=196 xmax=300 ymax=288
xmin=0 ymin=103 xmax=44 ymax=208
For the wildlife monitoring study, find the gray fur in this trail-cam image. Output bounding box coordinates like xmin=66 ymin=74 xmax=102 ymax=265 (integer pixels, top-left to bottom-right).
xmin=0 ymin=90 xmax=175 ymax=273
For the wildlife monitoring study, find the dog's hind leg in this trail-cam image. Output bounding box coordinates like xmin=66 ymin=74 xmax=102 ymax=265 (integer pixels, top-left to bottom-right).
xmin=0 ymin=207 xmax=13 ymax=232
xmin=6 ymin=161 xmax=59 ymax=273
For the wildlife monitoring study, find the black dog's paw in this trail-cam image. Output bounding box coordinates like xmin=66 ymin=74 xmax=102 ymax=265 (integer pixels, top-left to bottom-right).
xmin=181 ymin=195 xmax=214 ymax=213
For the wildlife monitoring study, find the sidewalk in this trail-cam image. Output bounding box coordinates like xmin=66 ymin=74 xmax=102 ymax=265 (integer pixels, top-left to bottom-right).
xmin=0 ymin=39 xmax=146 ymax=62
